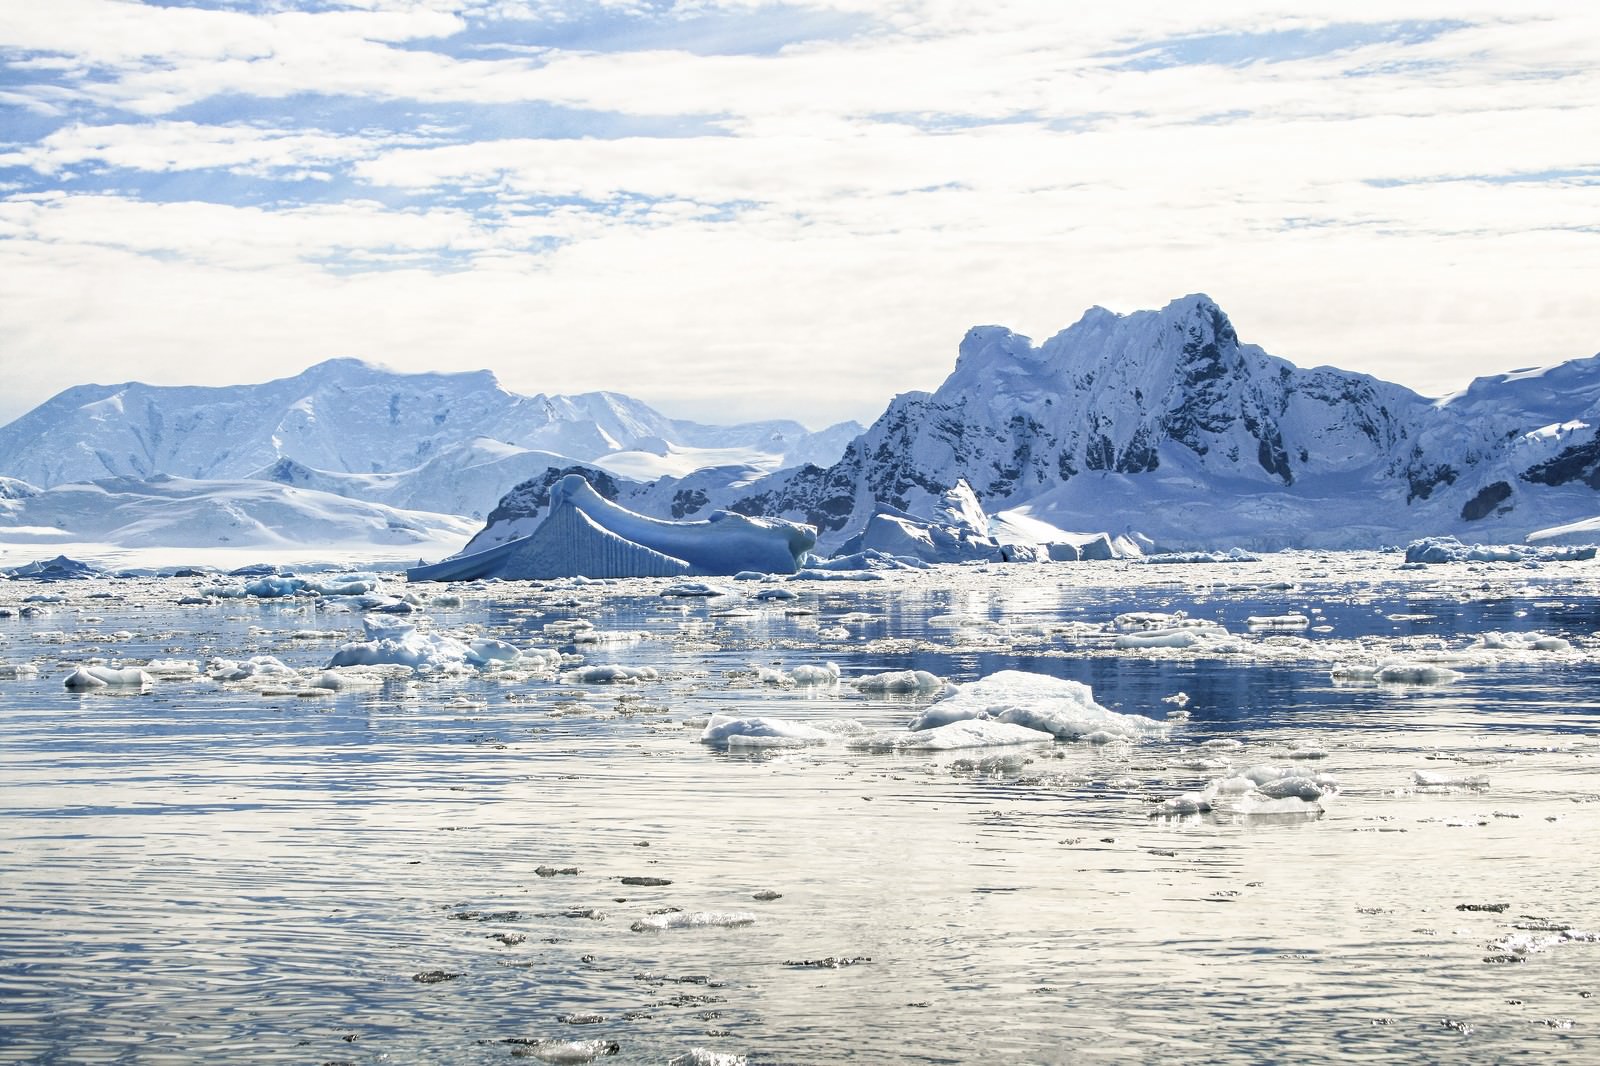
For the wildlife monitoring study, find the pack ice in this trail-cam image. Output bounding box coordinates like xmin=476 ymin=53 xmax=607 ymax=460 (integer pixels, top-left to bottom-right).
xmin=408 ymin=474 xmax=816 ymax=580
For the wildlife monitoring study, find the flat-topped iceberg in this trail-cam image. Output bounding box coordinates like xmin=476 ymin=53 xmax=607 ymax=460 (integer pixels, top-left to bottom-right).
xmin=409 ymin=473 xmax=816 ymax=581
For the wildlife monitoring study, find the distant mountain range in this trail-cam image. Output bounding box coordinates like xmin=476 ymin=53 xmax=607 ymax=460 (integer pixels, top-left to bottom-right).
xmin=0 ymin=358 xmax=862 ymax=519
xmin=6 ymin=296 xmax=1599 ymax=557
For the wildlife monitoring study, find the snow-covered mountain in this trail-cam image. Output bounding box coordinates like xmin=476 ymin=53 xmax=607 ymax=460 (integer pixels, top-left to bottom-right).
xmin=713 ymin=295 xmax=1600 ymax=551
xmin=0 ymin=359 xmax=862 ymax=515
xmin=0 ymin=474 xmax=476 ymax=552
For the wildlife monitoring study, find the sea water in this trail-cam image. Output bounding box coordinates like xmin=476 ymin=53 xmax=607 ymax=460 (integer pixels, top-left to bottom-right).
xmin=1 ymin=551 xmax=1597 ymax=1063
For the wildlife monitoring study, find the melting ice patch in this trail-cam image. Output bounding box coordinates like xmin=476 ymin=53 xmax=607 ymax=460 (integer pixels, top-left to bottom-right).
xmin=1160 ymin=763 xmax=1338 ymax=817
xmin=700 ymin=713 xmax=831 ymax=748
xmin=63 ymin=665 xmax=153 ymax=689
xmin=850 ymin=719 xmax=1057 ymax=751
xmin=911 ymin=670 xmax=1167 ymax=742
xmin=630 ymin=911 xmax=756 ymax=932
xmin=852 ymin=669 xmax=946 ymax=694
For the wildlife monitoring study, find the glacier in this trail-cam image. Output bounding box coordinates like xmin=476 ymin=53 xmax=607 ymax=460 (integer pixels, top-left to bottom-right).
xmin=406 ymin=473 xmax=816 ymax=581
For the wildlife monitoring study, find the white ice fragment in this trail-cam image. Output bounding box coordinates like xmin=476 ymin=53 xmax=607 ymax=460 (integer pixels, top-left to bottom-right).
xmin=852 ymin=670 xmax=945 ymax=695
xmin=562 ymin=665 xmax=660 ymax=684
xmin=910 ymin=670 xmax=1167 ymax=742
xmin=787 ymin=663 xmax=840 ymax=686
xmin=1475 ymin=632 xmax=1572 ymax=652
xmin=849 ymin=719 xmax=1056 ymax=751
xmin=661 ymin=581 xmax=736 ymax=598
xmin=1414 ymin=770 xmax=1490 ymax=789
xmin=1376 ymin=662 xmax=1462 ymax=685
xmin=0 ymin=663 xmax=40 ymax=679
xmin=64 ymin=665 xmax=153 ymax=689
xmin=519 ymin=1039 xmax=618 ymax=1064
xmin=1114 ymin=626 xmax=1228 ymax=649
xmin=143 ymin=658 xmax=199 ymax=677
xmin=1333 ymin=659 xmax=1462 ymax=685
xmin=310 ymin=669 xmax=387 ymax=690
xmin=668 ymin=1050 xmax=748 ymax=1066
xmin=630 ymin=911 xmax=756 ymax=931
xmin=700 ymin=713 xmax=830 ymax=748
xmin=1246 ymin=613 xmax=1310 ymax=629
xmin=467 ymin=638 xmax=521 ymax=663
xmin=209 ymin=656 xmax=295 ymax=682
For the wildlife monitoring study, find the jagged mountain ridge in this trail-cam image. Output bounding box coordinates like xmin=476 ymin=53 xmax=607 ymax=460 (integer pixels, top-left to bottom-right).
xmin=0 ymin=357 xmax=862 ymax=498
xmin=716 ymin=295 xmax=1600 ymax=551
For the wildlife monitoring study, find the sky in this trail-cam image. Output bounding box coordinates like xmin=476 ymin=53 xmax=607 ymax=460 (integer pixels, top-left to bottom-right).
xmin=0 ymin=1 xmax=1596 ymax=431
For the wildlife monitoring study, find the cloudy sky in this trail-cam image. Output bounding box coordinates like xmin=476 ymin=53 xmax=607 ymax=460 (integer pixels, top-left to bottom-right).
xmin=1 ymin=1 xmax=1595 ymax=430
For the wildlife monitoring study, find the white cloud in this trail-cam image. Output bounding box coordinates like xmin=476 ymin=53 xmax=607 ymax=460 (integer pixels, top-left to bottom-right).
xmin=0 ymin=0 xmax=1596 ymax=429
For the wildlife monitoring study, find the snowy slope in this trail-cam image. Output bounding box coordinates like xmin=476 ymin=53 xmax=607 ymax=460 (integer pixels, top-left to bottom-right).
xmin=719 ymin=295 xmax=1600 ymax=551
xmin=0 ymin=359 xmax=863 ymax=503
xmin=0 ymin=474 xmax=476 ymax=551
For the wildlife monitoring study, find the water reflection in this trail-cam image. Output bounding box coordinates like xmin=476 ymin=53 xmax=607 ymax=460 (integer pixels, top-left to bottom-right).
xmin=1 ymin=557 xmax=1598 ymax=1062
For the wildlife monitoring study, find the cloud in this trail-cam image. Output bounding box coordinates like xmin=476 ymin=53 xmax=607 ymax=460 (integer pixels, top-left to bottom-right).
xmin=0 ymin=0 xmax=1596 ymax=430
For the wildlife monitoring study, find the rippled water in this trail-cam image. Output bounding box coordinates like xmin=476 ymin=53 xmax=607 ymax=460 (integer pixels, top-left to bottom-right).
xmin=3 ymin=553 xmax=1599 ymax=1064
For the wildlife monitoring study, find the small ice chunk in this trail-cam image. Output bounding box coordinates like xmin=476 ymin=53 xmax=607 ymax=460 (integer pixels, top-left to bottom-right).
xmin=143 ymin=659 xmax=199 ymax=678
xmin=1113 ymin=626 xmax=1228 ymax=649
xmin=849 ymin=719 xmax=1056 ymax=751
xmin=788 ymin=663 xmax=840 ymax=686
xmin=64 ymin=665 xmax=153 ymax=689
xmin=630 ymin=911 xmax=756 ymax=931
xmin=1414 ymin=770 xmax=1490 ymax=789
xmin=910 ymin=670 xmax=1166 ymax=742
xmin=468 ymin=638 xmax=522 ymax=663
xmin=1246 ymin=613 xmax=1310 ymax=629
xmin=515 ymin=1039 xmax=620 ymax=1063
xmin=700 ymin=713 xmax=830 ymax=748
xmin=852 ymin=670 xmax=944 ymax=694
xmin=668 ymin=1050 xmax=748 ymax=1066
xmin=1476 ymin=632 xmax=1572 ymax=652
xmin=562 ymin=665 xmax=660 ymax=684
xmin=661 ymin=581 xmax=734 ymax=598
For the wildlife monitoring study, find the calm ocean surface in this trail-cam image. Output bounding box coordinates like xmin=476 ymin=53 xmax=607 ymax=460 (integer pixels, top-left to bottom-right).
xmin=2 ymin=553 xmax=1597 ymax=1064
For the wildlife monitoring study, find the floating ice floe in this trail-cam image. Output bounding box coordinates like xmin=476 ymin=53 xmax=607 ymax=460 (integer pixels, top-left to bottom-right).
xmin=63 ymin=665 xmax=154 ymax=689
xmin=209 ymin=655 xmax=296 ymax=682
xmin=1159 ymin=763 xmax=1337 ymax=817
xmin=1474 ymin=631 xmax=1572 ymax=652
xmin=1246 ymin=613 xmax=1311 ymax=630
xmin=1113 ymin=625 xmax=1230 ymax=650
xmin=562 ymin=664 xmax=660 ymax=684
xmin=630 ymin=911 xmax=757 ymax=932
xmin=910 ymin=670 xmax=1167 ymax=742
xmin=1331 ymin=660 xmax=1463 ymax=685
xmin=1413 ymin=770 xmax=1491 ymax=789
xmin=788 ymin=663 xmax=840 ymax=686
xmin=661 ymin=581 xmax=735 ymax=597
xmin=700 ymin=713 xmax=832 ymax=748
xmin=852 ymin=669 xmax=946 ymax=695
xmin=668 ymin=1049 xmax=748 ymax=1066
xmin=143 ymin=659 xmax=199 ymax=678
xmin=510 ymin=1039 xmax=619 ymax=1064
xmin=325 ymin=616 xmax=522 ymax=674
xmin=850 ymin=719 xmax=1057 ymax=751
xmin=0 ymin=662 xmax=40 ymax=679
